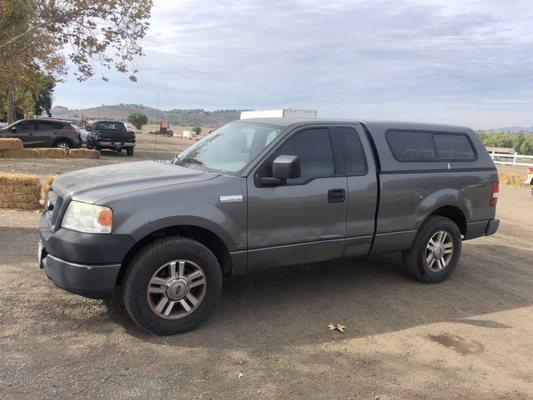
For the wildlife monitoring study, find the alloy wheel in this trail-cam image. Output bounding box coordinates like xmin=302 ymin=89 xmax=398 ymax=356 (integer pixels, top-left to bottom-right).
xmin=146 ymin=259 xmax=207 ymax=319
xmin=425 ymin=230 xmax=454 ymax=272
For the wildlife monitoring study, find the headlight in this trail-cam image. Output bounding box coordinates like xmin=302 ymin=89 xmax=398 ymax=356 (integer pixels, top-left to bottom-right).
xmin=62 ymin=201 xmax=113 ymax=234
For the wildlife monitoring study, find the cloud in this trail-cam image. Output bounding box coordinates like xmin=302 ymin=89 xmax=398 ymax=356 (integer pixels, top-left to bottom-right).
xmin=54 ymin=0 xmax=533 ymax=128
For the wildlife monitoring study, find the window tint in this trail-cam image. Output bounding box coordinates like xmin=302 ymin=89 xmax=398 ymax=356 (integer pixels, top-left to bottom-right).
xmin=272 ymin=128 xmax=334 ymax=181
xmin=95 ymin=122 xmax=124 ymax=131
xmin=338 ymin=127 xmax=366 ymax=174
xmin=434 ymin=134 xmax=475 ymax=160
xmin=15 ymin=121 xmax=34 ymax=130
xmin=36 ymin=121 xmax=54 ymax=130
xmin=386 ymin=131 xmax=436 ymax=160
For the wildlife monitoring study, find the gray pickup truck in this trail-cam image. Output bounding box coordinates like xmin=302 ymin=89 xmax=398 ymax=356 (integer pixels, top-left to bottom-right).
xmin=38 ymin=119 xmax=499 ymax=335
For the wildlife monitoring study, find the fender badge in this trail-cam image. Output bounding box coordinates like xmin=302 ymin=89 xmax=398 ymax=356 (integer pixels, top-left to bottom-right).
xmin=219 ymin=195 xmax=243 ymax=203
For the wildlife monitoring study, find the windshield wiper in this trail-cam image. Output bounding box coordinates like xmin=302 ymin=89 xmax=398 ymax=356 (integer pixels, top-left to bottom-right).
xmin=181 ymin=157 xmax=207 ymax=171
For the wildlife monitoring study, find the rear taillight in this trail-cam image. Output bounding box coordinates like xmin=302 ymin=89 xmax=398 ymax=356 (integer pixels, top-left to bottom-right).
xmin=528 ymin=167 xmax=533 ymax=175
xmin=490 ymin=180 xmax=499 ymax=207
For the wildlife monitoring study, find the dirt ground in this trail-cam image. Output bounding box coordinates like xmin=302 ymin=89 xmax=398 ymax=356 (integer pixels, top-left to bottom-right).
xmin=0 ymin=133 xmax=193 ymax=177
xmin=0 ymin=182 xmax=532 ymax=399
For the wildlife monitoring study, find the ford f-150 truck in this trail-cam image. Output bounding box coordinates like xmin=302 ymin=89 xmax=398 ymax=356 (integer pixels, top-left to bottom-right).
xmin=38 ymin=119 xmax=499 ymax=335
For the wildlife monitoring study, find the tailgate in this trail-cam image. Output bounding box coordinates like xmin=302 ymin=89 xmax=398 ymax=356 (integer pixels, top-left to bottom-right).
xmin=100 ymin=130 xmax=134 ymax=142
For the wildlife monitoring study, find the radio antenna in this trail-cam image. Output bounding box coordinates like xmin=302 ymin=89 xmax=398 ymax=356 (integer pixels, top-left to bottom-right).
xmin=153 ymin=91 xmax=160 ymax=160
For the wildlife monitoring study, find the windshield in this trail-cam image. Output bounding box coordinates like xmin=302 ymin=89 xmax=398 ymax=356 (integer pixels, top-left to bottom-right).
xmin=174 ymin=122 xmax=282 ymax=174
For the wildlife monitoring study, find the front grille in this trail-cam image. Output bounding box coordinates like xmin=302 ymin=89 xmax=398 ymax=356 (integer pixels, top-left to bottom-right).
xmin=45 ymin=190 xmax=64 ymax=229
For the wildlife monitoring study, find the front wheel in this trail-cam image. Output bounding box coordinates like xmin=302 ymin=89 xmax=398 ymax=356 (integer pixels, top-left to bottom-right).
xmin=55 ymin=140 xmax=71 ymax=150
xmin=126 ymin=147 xmax=134 ymax=156
xmin=122 ymin=237 xmax=223 ymax=335
xmin=402 ymin=216 xmax=462 ymax=283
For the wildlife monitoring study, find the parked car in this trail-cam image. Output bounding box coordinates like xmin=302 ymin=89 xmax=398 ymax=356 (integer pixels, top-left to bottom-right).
xmin=0 ymin=118 xmax=82 ymax=149
xmin=87 ymin=120 xmax=135 ymax=156
xmin=38 ymin=119 xmax=499 ymax=335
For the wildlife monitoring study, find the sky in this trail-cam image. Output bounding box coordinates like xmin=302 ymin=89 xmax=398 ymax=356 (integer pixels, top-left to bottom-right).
xmin=54 ymin=0 xmax=533 ymax=129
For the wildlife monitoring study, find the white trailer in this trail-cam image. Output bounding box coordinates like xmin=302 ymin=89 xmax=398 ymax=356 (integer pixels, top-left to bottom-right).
xmin=182 ymin=130 xmax=196 ymax=138
xmin=240 ymin=108 xmax=317 ymax=120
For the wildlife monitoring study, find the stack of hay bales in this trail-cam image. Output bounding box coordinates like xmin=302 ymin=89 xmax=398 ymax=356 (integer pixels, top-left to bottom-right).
xmin=0 ymin=138 xmax=100 ymax=159
xmin=0 ymin=138 xmax=37 ymax=158
xmin=35 ymin=148 xmax=68 ymax=158
xmin=69 ymin=148 xmax=100 ymax=159
xmin=0 ymin=173 xmax=41 ymax=210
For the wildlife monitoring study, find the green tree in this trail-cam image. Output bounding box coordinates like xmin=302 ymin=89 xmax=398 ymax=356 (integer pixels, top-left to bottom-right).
xmin=127 ymin=112 xmax=148 ymax=129
xmin=192 ymin=126 xmax=202 ymax=135
xmin=0 ymin=0 xmax=153 ymax=122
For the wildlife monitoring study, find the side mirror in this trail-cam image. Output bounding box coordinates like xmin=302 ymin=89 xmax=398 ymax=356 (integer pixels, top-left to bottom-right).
xmin=260 ymin=155 xmax=301 ymax=186
xmin=11 ymin=127 xmax=17 ymax=133
xmin=273 ymin=155 xmax=301 ymax=179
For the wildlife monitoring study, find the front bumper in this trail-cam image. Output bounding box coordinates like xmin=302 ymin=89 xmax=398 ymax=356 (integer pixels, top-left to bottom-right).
xmin=39 ymin=213 xmax=135 ymax=298
xmin=40 ymin=252 xmax=120 ymax=299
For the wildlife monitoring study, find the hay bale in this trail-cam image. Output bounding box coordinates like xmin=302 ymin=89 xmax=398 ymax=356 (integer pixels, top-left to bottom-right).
xmin=42 ymin=175 xmax=57 ymax=203
xmin=35 ymin=148 xmax=68 ymax=158
xmin=0 ymin=148 xmax=37 ymax=158
xmin=0 ymin=173 xmax=42 ymax=210
xmin=0 ymin=138 xmax=23 ymax=150
xmin=500 ymin=172 xmax=527 ymax=188
xmin=68 ymin=148 xmax=100 ymax=159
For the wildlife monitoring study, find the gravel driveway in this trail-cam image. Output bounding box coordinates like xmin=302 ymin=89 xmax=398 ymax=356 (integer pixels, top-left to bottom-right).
xmin=0 ymin=187 xmax=532 ymax=400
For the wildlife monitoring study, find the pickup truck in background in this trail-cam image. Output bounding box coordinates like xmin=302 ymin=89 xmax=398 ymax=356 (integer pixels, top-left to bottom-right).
xmin=87 ymin=120 xmax=136 ymax=156
xmin=38 ymin=119 xmax=499 ymax=335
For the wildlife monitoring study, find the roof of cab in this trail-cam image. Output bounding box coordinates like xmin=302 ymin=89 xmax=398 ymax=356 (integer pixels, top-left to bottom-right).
xmin=235 ymin=118 xmax=472 ymax=132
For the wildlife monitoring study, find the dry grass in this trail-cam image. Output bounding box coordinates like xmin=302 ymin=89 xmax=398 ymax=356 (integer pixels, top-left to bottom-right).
xmin=68 ymin=148 xmax=100 ymax=159
xmin=0 ymin=148 xmax=37 ymax=158
xmin=34 ymin=148 xmax=68 ymax=158
xmin=0 ymin=138 xmax=23 ymax=150
xmin=0 ymin=173 xmax=41 ymax=210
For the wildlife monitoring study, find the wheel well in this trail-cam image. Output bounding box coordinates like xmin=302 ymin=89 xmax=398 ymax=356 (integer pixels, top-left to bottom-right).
xmin=118 ymin=225 xmax=232 ymax=282
xmin=429 ymin=205 xmax=467 ymax=236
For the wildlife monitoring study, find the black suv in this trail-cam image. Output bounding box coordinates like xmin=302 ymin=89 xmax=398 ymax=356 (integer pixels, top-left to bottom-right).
xmin=0 ymin=118 xmax=82 ymax=149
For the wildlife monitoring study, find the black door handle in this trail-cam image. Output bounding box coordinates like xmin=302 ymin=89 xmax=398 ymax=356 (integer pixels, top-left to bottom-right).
xmin=328 ymin=188 xmax=345 ymax=203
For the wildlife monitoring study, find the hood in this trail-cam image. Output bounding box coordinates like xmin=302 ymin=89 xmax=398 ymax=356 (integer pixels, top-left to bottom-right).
xmin=53 ymin=160 xmax=218 ymax=203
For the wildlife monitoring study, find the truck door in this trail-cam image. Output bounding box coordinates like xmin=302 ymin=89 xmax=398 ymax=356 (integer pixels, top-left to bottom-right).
xmin=246 ymin=126 xmax=347 ymax=271
xmin=338 ymin=125 xmax=378 ymax=256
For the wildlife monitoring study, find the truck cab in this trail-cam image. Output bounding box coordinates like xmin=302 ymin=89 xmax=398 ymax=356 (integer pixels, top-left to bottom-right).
xmin=39 ymin=119 xmax=499 ymax=335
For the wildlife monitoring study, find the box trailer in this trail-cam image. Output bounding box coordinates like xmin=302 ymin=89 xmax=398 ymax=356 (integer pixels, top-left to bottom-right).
xmin=240 ymin=108 xmax=317 ymax=120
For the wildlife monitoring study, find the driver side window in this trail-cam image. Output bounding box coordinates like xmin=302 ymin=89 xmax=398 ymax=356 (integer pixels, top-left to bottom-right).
xmin=262 ymin=128 xmax=335 ymax=183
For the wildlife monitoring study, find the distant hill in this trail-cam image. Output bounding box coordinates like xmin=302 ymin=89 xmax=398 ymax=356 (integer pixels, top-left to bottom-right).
xmin=51 ymin=104 xmax=244 ymax=126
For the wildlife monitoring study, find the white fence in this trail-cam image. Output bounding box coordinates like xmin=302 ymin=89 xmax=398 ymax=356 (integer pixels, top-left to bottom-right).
xmin=489 ymin=152 xmax=533 ymax=167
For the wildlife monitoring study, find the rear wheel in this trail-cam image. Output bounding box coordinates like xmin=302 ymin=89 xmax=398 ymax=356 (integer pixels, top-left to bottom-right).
xmin=402 ymin=216 xmax=462 ymax=283
xmin=122 ymin=237 xmax=222 ymax=335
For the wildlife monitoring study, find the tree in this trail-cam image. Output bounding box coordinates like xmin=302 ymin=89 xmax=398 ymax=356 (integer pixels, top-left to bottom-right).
xmin=192 ymin=126 xmax=202 ymax=135
xmin=0 ymin=0 xmax=153 ymax=122
xmin=127 ymin=112 xmax=148 ymax=129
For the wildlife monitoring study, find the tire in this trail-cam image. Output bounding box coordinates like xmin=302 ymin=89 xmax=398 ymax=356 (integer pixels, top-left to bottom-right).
xmin=402 ymin=216 xmax=462 ymax=283
xmin=122 ymin=237 xmax=223 ymax=335
xmin=126 ymin=147 xmax=134 ymax=156
xmin=55 ymin=140 xmax=71 ymax=150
